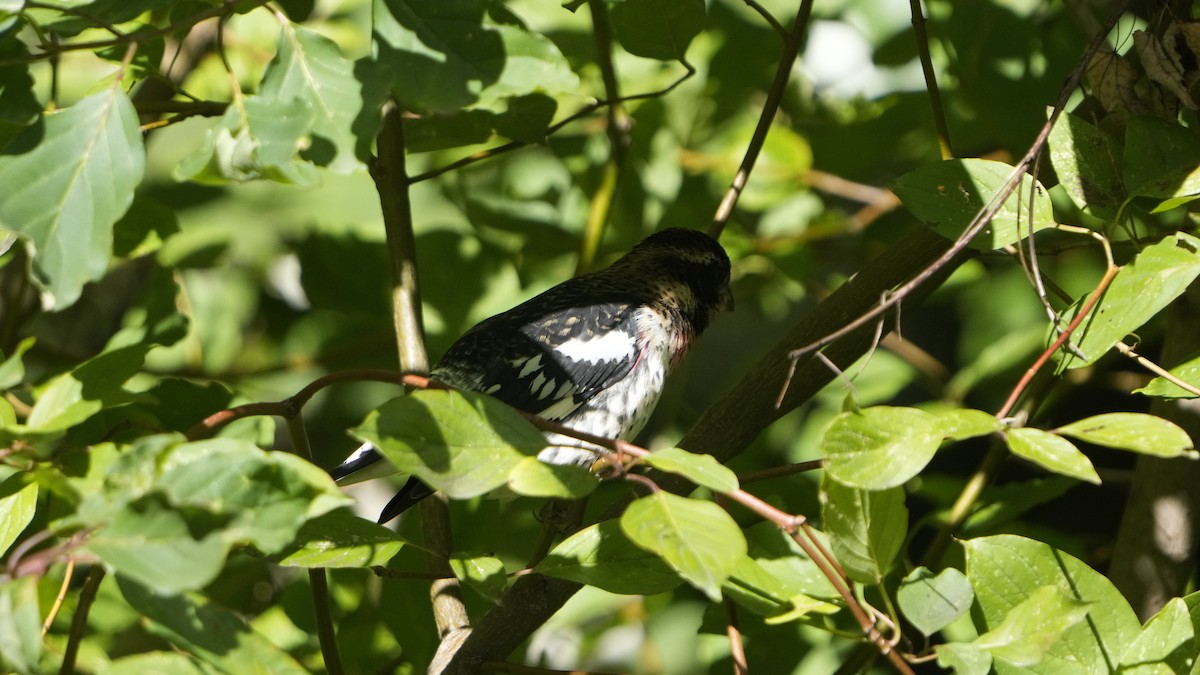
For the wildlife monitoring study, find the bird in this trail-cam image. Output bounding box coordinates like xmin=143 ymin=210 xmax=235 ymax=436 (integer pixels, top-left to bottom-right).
xmin=331 ymin=227 xmax=733 ymax=523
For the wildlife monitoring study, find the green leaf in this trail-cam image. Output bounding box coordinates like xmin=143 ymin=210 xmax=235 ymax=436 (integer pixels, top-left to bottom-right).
xmin=0 ymin=87 xmax=145 ymax=309
xmin=612 ymin=0 xmax=705 ymax=61
xmin=536 ymin=519 xmax=682 ymax=595
xmin=448 ymin=552 xmax=507 ymax=602
xmin=1056 ymin=413 xmax=1196 ymax=459
xmin=820 ymin=477 xmax=907 ymax=584
xmin=354 ymin=389 xmax=545 ymax=499
xmin=1059 ymin=232 xmax=1200 ymax=371
xmin=507 ymin=456 xmax=598 ymax=499
xmin=641 ymin=447 xmax=739 ymax=493
xmin=0 ymin=577 xmax=40 ymax=675
xmin=0 ymin=474 xmax=36 ymax=557
xmin=1123 ymin=115 xmax=1200 ymax=201
xmin=0 ymin=337 xmax=33 ymax=391
xmin=722 ymin=554 xmax=839 ymax=622
xmin=974 ymin=585 xmax=1091 ymax=666
xmin=743 ymin=523 xmax=838 ymax=600
xmin=936 ymin=408 xmax=1003 ymax=442
xmin=1006 ymin=427 xmax=1099 ymax=484
xmin=25 ymin=344 xmax=150 ymax=434
xmin=81 ymin=436 xmax=350 ymax=593
xmin=1137 ymin=351 xmax=1200 ymax=399
xmin=891 ymin=158 xmax=1054 ymax=250
xmin=898 ymin=566 xmax=975 ymax=636
xmin=118 ymin=577 xmax=308 ymax=675
xmin=175 ymin=96 xmax=319 ymax=186
xmin=0 ymin=40 xmax=39 ymax=148
xmin=1046 ymin=109 xmax=1125 ymax=217
xmin=620 ymin=492 xmax=746 ymax=601
xmin=98 ymin=652 xmax=209 ymax=675
xmin=270 ymin=509 xmax=404 ymax=568
xmin=820 ymin=406 xmax=942 ymax=489
xmin=935 ymin=642 xmax=992 ymax=675
xmin=373 ymin=0 xmax=579 ymax=114
xmin=260 ymin=22 xmax=366 ymax=174
xmin=1120 ymin=597 xmax=1194 ymax=674
xmin=964 ymin=534 xmax=1141 ymax=673
xmin=86 ymin=496 xmax=232 ymax=595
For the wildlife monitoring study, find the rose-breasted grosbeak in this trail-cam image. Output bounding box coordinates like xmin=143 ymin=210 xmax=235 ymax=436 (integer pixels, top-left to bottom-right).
xmin=333 ymin=227 xmax=733 ymax=523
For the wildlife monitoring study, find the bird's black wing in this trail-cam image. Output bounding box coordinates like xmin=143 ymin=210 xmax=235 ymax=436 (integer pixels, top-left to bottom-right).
xmin=432 ymin=297 xmax=643 ymax=421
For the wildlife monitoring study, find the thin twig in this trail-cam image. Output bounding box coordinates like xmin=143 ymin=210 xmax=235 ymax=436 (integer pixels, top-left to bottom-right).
xmin=909 ymin=0 xmax=954 ymax=159
xmin=285 ymin=414 xmax=346 ymax=675
xmin=725 ymin=596 xmax=750 ymax=675
xmin=58 ymin=566 xmax=105 ymax=675
xmin=783 ymin=0 xmax=1132 ymax=383
xmin=42 ymin=558 xmax=75 ymax=638
xmin=710 ymin=0 xmax=815 ymax=239
xmin=407 ymin=68 xmax=694 ymax=185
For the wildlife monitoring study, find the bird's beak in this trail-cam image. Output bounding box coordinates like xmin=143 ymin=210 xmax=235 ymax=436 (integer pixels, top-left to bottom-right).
xmin=718 ymin=284 xmax=734 ymax=311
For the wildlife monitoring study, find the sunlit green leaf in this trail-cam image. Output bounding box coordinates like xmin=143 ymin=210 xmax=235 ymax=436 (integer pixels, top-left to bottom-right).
xmin=1119 ymin=597 xmax=1194 ymax=674
xmin=0 ymin=87 xmax=144 ymax=308
xmin=936 ymin=642 xmax=992 ymax=675
xmin=175 ymin=96 xmax=319 ymax=186
xmin=507 ymin=456 xmax=597 ymax=498
xmin=1137 ymin=351 xmax=1200 ymax=399
xmin=641 ymin=446 xmax=738 ymax=493
xmin=821 ymin=477 xmax=906 ymax=584
xmin=898 ymin=566 xmax=975 ymax=636
xmin=964 ymin=534 xmax=1140 ymax=672
xmin=0 ymin=474 xmax=36 ymax=557
xmin=354 ymin=389 xmax=545 ymax=499
xmin=891 ymin=159 xmax=1054 ymax=250
xmin=449 ymin=552 xmax=507 ymax=602
xmin=1006 ymin=427 xmax=1099 ymax=484
xmin=620 ymin=492 xmax=745 ymax=601
xmin=723 ymin=554 xmax=838 ymax=622
xmin=975 ymin=585 xmax=1091 ymax=666
xmin=0 ymin=337 xmax=32 ymax=391
xmin=1056 ymin=413 xmax=1196 ymax=459
xmin=1059 ymin=232 xmax=1200 ymax=371
xmin=820 ymin=406 xmax=941 ymax=489
xmin=936 ymin=408 xmax=1002 ymax=442
xmin=271 ymin=509 xmax=404 ymax=568
xmin=260 ymin=22 xmax=365 ymax=173
xmin=0 ymin=577 xmax=40 ymax=675
xmin=536 ymin=519 xmax=682 ymax=595
xmin=25 ymin=344 xmax=150 ymax=434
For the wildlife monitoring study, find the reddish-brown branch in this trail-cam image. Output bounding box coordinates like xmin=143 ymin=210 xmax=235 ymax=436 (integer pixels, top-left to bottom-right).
xmin=995 ymin=264 xmax=1119 ymax=420
xmin=184 ymin=370 xmax=431 ymax=440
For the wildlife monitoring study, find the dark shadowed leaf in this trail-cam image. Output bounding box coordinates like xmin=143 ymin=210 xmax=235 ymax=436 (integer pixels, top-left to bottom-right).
xmin=612 ymin=0 xmax=705 ymax=61
xmin=891 ymin=159 xmax=1054 ymax=250
xmin=271 ymin=509 xmax=404 ymax=568
xmin=536 ymin=519 xmax=682 ymax=595
xmin=898 ymin=566 xmax=975 ymax=636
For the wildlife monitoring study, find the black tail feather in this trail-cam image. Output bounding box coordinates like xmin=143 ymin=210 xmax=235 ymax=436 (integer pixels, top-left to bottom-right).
xmin=377 ymin=477 xmax=435 ymax=524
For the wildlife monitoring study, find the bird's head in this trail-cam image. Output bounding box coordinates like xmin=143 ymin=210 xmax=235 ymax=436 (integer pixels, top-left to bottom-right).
xmin=615 ymin=228 xmax=733 ymax=334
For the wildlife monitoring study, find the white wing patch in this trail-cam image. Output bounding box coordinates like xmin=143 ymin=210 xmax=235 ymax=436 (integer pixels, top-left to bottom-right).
xmin=555 ymin=330 xmax=636 ymax=364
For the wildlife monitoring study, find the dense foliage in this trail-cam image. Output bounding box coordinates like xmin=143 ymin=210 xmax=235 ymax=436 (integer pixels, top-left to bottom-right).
xmin=1 ymin=0 xmax=1199 ymax=673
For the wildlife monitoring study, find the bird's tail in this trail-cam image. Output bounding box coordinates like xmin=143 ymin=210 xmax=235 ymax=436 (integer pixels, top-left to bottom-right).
xmin=378 ymin=477 xmax=435 ymax=524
